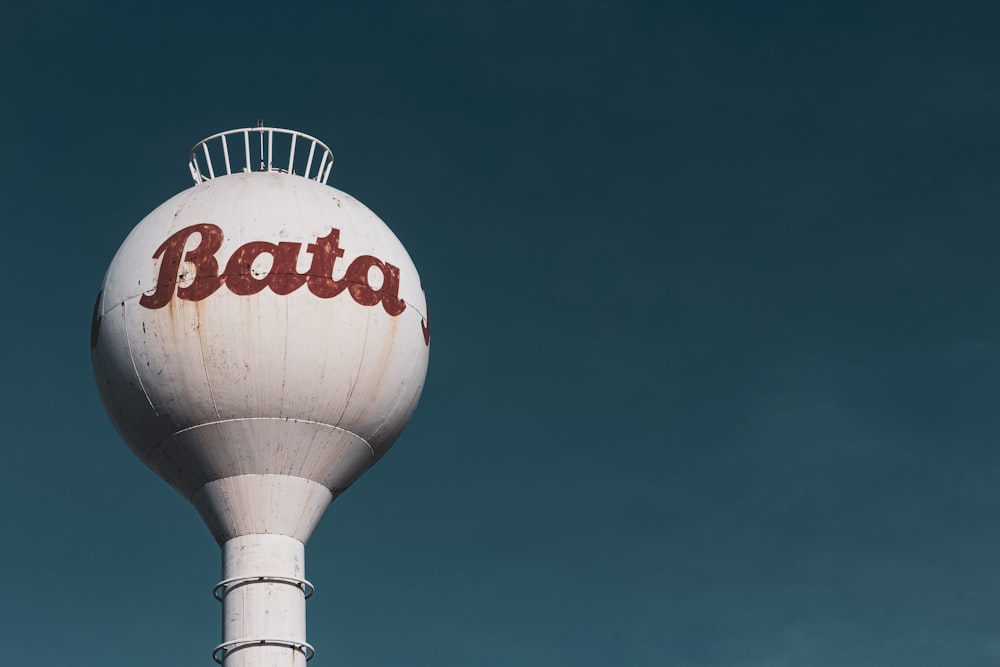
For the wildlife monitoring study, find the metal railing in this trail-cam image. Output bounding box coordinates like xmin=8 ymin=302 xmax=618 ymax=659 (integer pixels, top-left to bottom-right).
xmin=188 ymin=126 xmax=334 ymax=185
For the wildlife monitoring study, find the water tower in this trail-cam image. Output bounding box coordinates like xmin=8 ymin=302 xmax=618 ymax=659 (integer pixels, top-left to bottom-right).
xmin=91 ymin=125 xmax=430 ymax=666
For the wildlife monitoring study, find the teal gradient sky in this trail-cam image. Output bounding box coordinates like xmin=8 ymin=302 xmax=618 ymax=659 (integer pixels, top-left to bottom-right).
xmin=4 ymin=2 xmax=1000 ymax=665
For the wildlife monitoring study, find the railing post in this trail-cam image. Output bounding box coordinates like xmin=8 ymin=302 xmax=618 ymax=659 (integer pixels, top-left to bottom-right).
xmin=243 ymin=131 xmax=251 ymax=173
xmin=304 ymin=141 xmax=316 ymax=180
xmin=267 ymin=130 xmax=274 ymax=171
xmin=221 ymin=135 xmax=232 ymax=175
xmin=203 ymin=144 xmax=215 ymax=179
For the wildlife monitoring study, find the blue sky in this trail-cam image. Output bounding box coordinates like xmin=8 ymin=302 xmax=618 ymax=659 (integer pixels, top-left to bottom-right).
xmin=4 ymin=1 xmax=1000 ymax=665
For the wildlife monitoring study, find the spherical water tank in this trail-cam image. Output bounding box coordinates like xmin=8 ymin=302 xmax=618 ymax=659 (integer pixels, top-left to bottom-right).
xmin=91 ymin=127 xmax=429 ymax=666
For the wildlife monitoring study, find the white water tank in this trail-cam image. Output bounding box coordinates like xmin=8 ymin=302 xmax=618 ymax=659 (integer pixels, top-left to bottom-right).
xmin=91 ymin=126 xmax=429 ymax=666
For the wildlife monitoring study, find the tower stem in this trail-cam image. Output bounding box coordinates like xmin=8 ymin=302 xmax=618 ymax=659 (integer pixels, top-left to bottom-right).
xmin=215 ymin=534 xmax=312 ymax=667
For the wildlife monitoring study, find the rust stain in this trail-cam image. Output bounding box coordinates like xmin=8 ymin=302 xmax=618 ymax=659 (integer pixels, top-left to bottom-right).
xmin=419 ymin=284 xmax=430 ymax=346
xmin=90 ymin=289 xmax=103 ymax=349
xmin=365 ymin=313 xmax=399 ymax=403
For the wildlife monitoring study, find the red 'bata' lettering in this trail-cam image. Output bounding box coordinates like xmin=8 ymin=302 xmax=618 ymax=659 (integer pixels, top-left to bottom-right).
xmin=224 ymin=241 xmax=307 ymax=296
xmin=140 ymin=224 xmax=225 ymax=308
xmin=140 ymin=224 xmax=408 ymax=318
xmin=305 ymin=229 xmax=347 ymax=298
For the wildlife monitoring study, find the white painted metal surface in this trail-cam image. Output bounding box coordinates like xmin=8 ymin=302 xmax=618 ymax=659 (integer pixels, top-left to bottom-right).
xmin=91 ymin=127 xmax=429 ymax=665
xmin=216 ymin=534 xmax=312 ymax=667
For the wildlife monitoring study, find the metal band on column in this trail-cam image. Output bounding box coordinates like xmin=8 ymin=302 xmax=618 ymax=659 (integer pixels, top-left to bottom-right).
xmin=213 ymin=574 xmax=315 ymax=601
xmin=213 ymin=638 xmax=316 ymax=664
xmin=212 ymin=573 xmax=316 ymax=664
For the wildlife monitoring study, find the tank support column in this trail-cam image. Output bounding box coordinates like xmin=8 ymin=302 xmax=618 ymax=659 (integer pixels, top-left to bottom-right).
xmin=214 ymin=534 xmax=313 ymax=667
